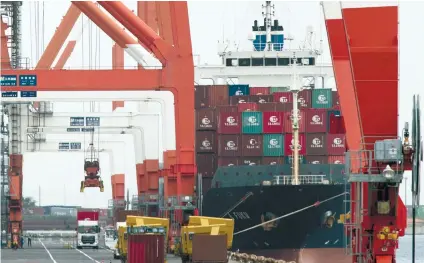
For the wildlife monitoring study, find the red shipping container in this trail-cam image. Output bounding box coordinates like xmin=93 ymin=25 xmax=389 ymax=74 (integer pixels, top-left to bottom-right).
xmin=262 ymin=112 xmax=284 ymax=133
xmin=240 ymin=157 xmax=262 ymax=166
xmin=250 ymin=87 xmax=270 ymax=95
xmin=305 ymin=156 xmax=328 ymax=164
xmin=196 ymin=108 xmax=217 ymax=130
xmin=332 ymin=91 xmax=340 ymax=108
xmin=196 ymin=154 xmax=217 ymax=178
xmin=273 ymin=92 xmax=293 ymax=104
xmin=276 ymin=103 xmax=293 ymax=112
xmin=305 ymin=133 xmax=328 ymax=155
xmin=208 ymin=85 xmax=229 ymax=107
xmin=241 ymin=135 xmax=263 ymax=156
xmin=218 ymin=111 xmax=241 ymax=134
xmin=218 ymin=157 xmax=240 ymax=166
xmin=127 ymin=234 xmax=165 ymax=263
xmin=262 ymin=157 xmax=284 ymax=165
xmin=196 ymin=131 xmax=217 ymax=153
xmin=238 ymin=102 xmax=258 ymax=112
xmin=329 ymin=115 xmax=346 ymax=134
xmin=77 ymin=211 xmax=99 ymax=221
xmin=230 ymin=95 xmax=251 ymax=105
xmin=195 ymin=85 xmax=210 ymax=109
xmin=218 ymin=134 xmax=241 ymax=157
xmin=283 ymin=110 xmax=306 ymax=133
xmin=249 ymin=95 xmax=273 ymax=103
xmin=297 ymin=90 xmax=312 ymax=108
xmin=328 ymin=155 xmax=346 ymax=164
xmin=327 ymin=134 xmax=346 ymax=155
xmin=284 ymin=133 xmax=306 ymax=156
xmin=305 ymin=109 xmax=328 ymax=133
xmin=258 ymin=103 xmax=277 ymax=112
xmin=217 ymin=105 xmax=238 ymax=112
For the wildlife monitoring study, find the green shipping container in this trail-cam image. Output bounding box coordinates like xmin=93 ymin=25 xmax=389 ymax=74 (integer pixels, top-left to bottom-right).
xmin=270 ymin=87 xmax=290 ymax=94
xmin=263 ymin=134 xmax=284 ymax=156
xmin=284 ymin=155 xmax=306 ymax=164
xmin=242 ymin=111 xmax=263 ymax=134
xmin=312 ymin=88 xmax=333 ymax=109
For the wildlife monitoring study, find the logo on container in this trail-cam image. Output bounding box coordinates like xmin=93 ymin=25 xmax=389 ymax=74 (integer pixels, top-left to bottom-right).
xmin=316 ymin=94 xmax=328 ymax=104
xmin=269 ymin=161 xmax=277 ymax=165
xmin=311 ymin=137 xmax=323 ymax=148
xmin=298 ymin=96 xmax=307 ymax=107
xmin=332 ymin=137 xmax=344 ymax=148
xmin=268 ymin=115 xmax=281 ymax=126
xmin=268 ymin=138 xmax=281 ymax=149
xmin=225 ymin=116 xmax=238 ymax=126
xmin=227 ymin=163 xmax=235 ymax=166
xmin=312 ymin=160 xmax=320 ymax=164
xmin=238 ymin=99 xmax=246 ymax=103
xmin=289 ymin=139 xmax=302 ymax=151
xmin=311 ymin=115 xmax=323 ymax=125
xmin=247 ymin=116 xmax=259 ymax=126
xmin=334 ymin=160 xmax=342 ymax=164
xmin=243 ymin=160 xmax=257 ymax=165
xmin=247 ymin=138 xmax=260 ymax=149
xmin=258 ymin=98 xmax=266 ymax=103
xmin=200 ymin=139 xmax=212 ymax=150
xmin=200 ymin=116 xmax=212 ymax=128
xmin=235 ymin=90 xmax=244 ymax=95
xmin=225 ymin=140 xmax=237 ymax=151
xmin=279 ymin=96 xmax=289 ymax=103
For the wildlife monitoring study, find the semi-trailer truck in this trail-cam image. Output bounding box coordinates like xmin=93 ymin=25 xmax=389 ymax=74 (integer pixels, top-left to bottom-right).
xmin=76 ymin=210 xmax=100 ymax=249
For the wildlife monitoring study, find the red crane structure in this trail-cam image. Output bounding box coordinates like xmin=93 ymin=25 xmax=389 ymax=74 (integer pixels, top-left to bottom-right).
xmin=322 ymin=2 xmax=416 ymax=263
xmin=1 ymin=1 xmax=196 ymax=244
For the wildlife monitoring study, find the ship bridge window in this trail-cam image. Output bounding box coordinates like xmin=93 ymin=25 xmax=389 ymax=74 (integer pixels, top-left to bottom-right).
xmin=239 ymin=58 xmax=251 ymax=67
xmin=278 ymin=58 xmax=290 ymax=66
xmin=226 ymin=58 xmax=238 ymax=67
xmin=252 ymin=58 xmax=264 ymax=66
xmin=265 ymin=58 xmax=277 ymax=66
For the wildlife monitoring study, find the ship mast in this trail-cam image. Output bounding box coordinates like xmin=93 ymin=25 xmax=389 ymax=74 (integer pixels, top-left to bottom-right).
xmin=263 ymin=1 xmax=274 ymax=51
xmin=291 ymin=54 xmax=300 ymax=185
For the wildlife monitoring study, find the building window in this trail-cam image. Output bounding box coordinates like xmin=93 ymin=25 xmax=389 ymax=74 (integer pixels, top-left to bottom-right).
xmin=265 ymin=58 xmax=277 ymax=66
xmin=239 ymin=58 xmax=251 ymax=67
xmin=278 ymin=58 xmax=290 ymax=66
xmin=252 ymin=58 xmax=264 ymax=66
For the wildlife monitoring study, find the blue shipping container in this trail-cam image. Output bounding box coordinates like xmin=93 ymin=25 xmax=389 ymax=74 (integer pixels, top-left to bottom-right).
xmin=242 ymin=111 xmax=263 ymax=134
xmin=229 ymin=85 xmax=250 ymax=96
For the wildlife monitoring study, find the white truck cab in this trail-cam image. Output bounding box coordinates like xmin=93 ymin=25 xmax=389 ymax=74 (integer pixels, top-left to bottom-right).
xmin=77 ymin=220 xmax=100 ymax=249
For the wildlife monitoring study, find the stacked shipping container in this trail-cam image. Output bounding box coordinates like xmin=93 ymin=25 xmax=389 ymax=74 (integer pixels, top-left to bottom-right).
xmin=195 ymin=85 xmax=346 ymax=191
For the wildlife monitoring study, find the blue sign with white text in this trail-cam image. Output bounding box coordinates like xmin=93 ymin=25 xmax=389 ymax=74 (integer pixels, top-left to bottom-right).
xmin=70 ymin=142 xmax=81 ymax=150
xmin=59 ymin=142 xmax=70 ymax=150
xmin=70 ymin=117 xmax=84 ymax=126
xmin=85 ymin=117 xmax=100 ymax=127
xmin=82 ymin=127 xmax=95 ymax=132
xmin=1 ymin=75 xmax=17 ymax=86
xmin=1 ymin=91 xmax=18 ymax=98
xmin=19 ymin=75 xmax=37 ymax=86
xmin=20 ymin=91 xmax=37 ymax=98
xmin=67 ymin=128 xmax=81 ymax=132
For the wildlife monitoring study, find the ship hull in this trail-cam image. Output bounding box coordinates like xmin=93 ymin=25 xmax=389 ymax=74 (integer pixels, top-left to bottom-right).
xmin=202 ymin=184 xmax=351 ymax=263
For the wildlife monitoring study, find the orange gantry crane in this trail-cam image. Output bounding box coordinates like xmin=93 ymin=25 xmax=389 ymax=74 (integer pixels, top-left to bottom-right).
xmin=1 ymin=1 xmax=196 ymax=243
xmin=322 ymin=3 xmax=408 ymax=263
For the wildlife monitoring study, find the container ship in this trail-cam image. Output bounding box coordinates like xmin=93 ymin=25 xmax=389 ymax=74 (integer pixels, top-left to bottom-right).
xmin=194 ymin=2 xmax=349 ymax=262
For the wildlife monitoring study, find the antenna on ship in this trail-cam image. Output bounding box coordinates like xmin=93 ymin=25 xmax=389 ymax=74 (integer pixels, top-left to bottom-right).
xmin=262 ymin=1 xmax=275 ymax=51
xmin=291 ymin=53 xmax=301 ymax=185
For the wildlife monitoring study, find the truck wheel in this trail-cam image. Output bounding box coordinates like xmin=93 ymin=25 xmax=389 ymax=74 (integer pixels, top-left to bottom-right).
xmin=94 ymin=246 xmax=98 ymax=249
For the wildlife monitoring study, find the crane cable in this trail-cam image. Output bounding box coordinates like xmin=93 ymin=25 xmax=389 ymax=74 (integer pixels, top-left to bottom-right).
xmin=233 ymin=191 xmax=348 ymax=236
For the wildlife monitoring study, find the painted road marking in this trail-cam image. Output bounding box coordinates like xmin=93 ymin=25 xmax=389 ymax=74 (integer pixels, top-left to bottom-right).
xmin=38 ymin=238 xmax=57 ymax=263
xmin=74 ymin=247 xmax=101 ymax=263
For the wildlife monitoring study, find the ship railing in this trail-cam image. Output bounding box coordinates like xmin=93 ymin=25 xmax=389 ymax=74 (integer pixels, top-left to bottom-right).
xmin=272 ymin=175 xmax=328 ymax=185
